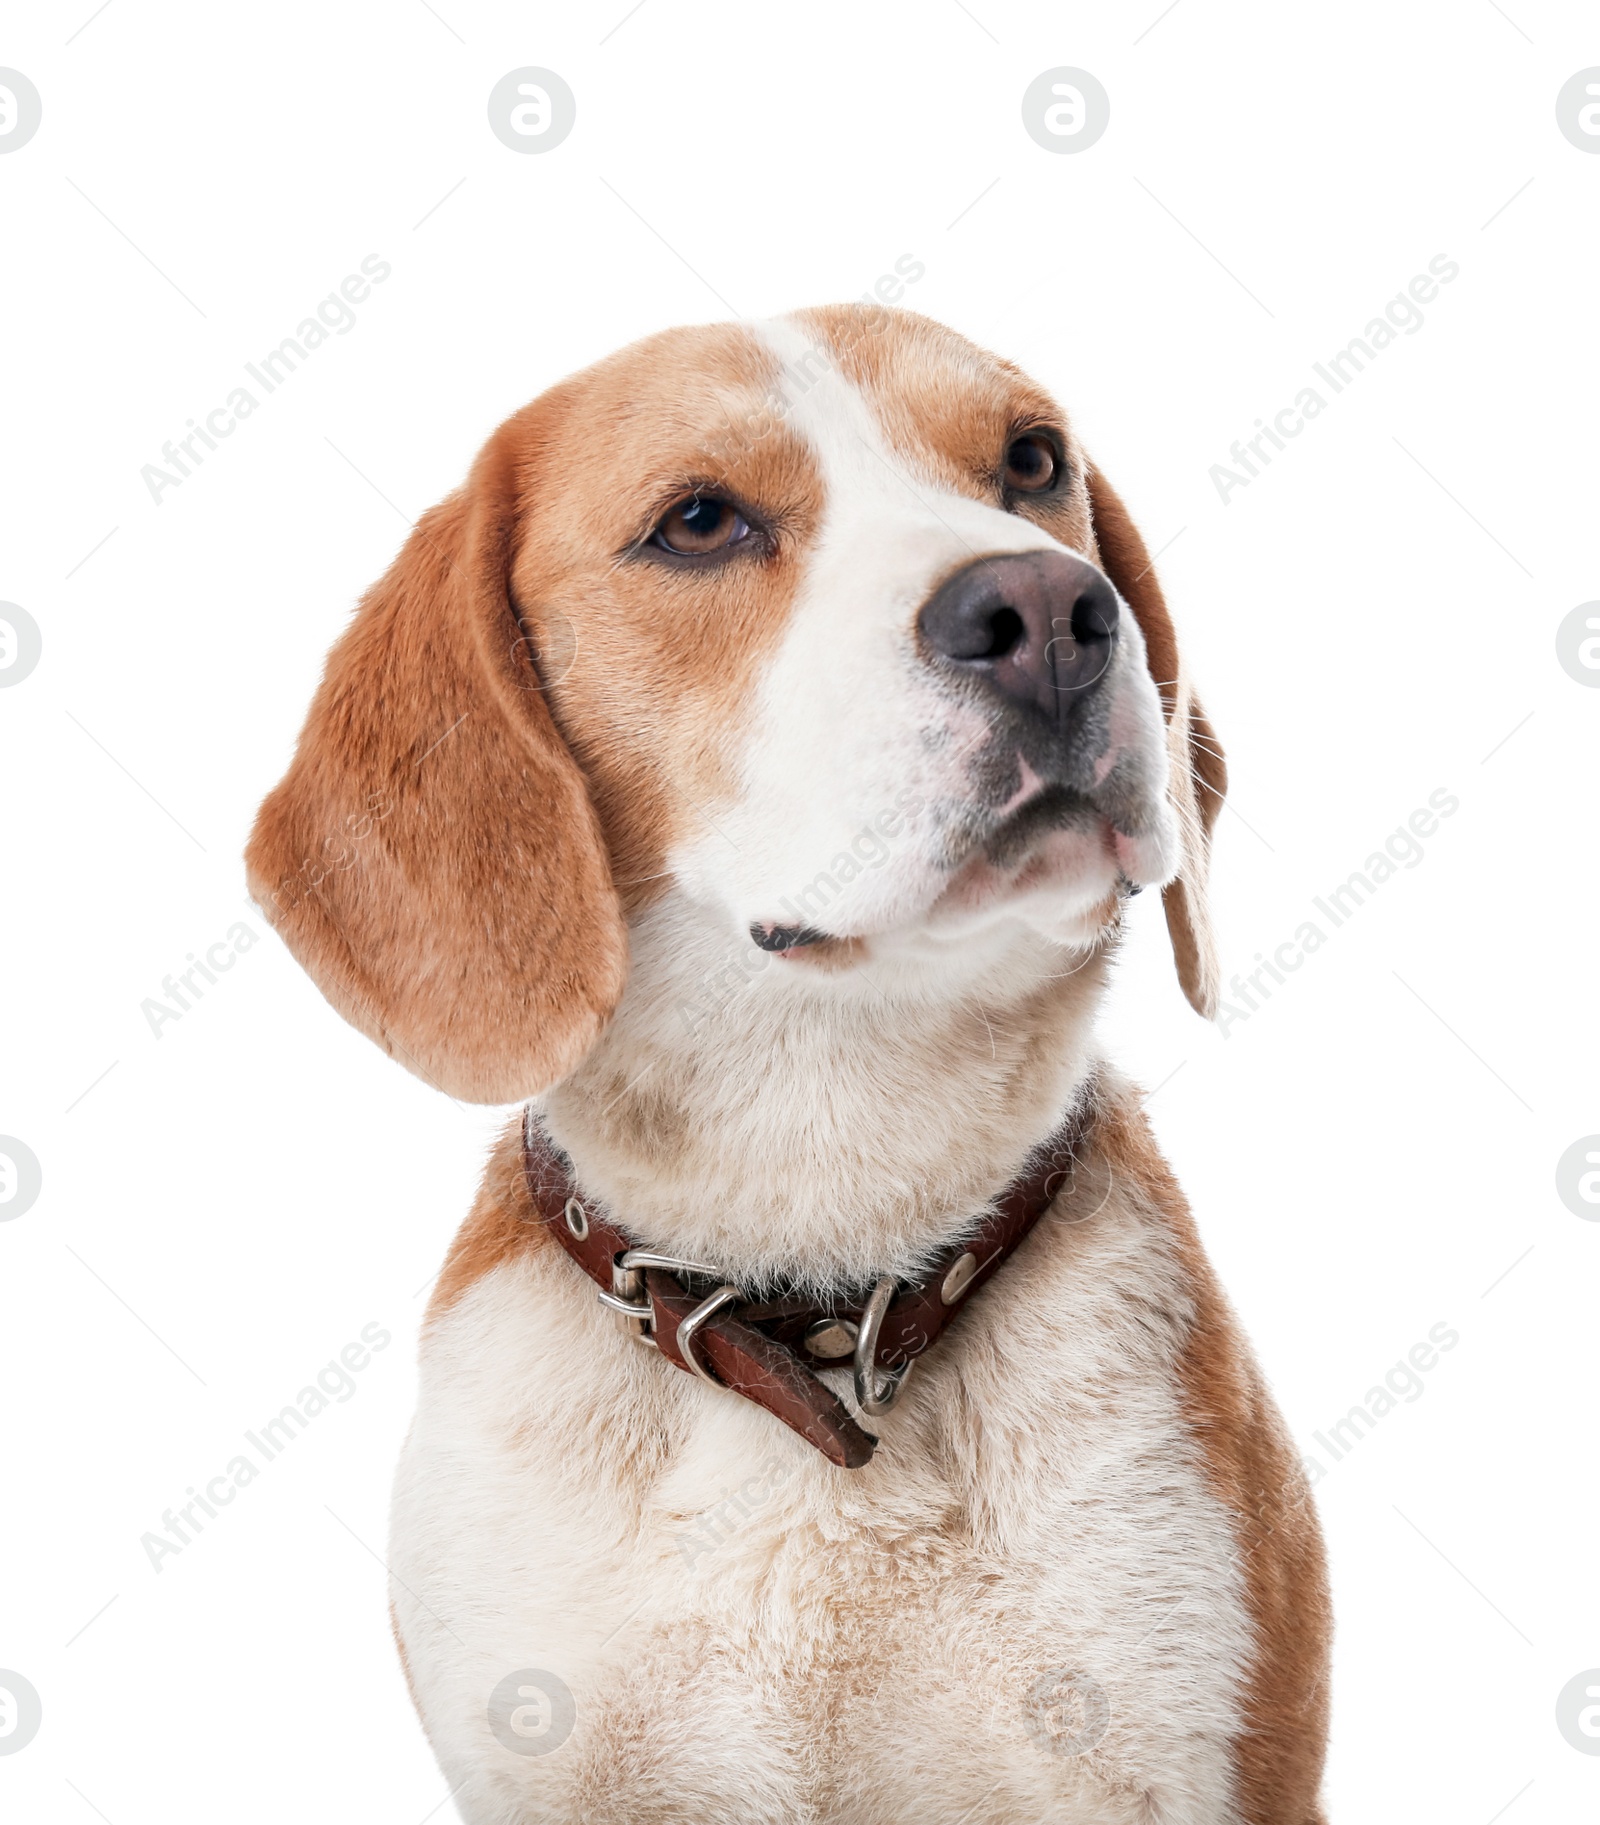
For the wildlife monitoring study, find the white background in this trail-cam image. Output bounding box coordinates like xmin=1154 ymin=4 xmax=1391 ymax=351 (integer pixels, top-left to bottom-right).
xmin=2 ymin=1 xmax=1596 ymax=1819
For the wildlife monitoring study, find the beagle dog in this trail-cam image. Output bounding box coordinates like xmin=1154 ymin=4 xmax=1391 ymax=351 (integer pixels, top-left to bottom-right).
xmin=247 ymin=306 xmax=1331 ymax=1824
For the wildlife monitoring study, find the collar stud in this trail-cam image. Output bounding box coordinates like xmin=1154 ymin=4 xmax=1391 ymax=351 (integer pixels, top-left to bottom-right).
xmin=941 ymin=1251 xmax=979 ymax=1306
xmin=803 ymin=1317 xmax=859 ymax=1360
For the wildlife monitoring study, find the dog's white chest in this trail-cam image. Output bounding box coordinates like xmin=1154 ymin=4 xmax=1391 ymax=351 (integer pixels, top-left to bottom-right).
xmin=392 ymin=1210 xmax=1252 ymax=1825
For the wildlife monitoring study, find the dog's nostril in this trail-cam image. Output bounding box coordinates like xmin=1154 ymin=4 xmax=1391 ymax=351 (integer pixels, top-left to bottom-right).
xmin=977 ymin=606 xmax=1026 ymax=661
xmin=1070 ymin=587 xmax=1116 ymax=645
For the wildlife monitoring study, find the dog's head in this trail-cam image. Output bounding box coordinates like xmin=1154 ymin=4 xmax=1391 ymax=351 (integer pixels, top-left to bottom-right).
xmin=246 ymin=307 xmax=1226 ymax=1102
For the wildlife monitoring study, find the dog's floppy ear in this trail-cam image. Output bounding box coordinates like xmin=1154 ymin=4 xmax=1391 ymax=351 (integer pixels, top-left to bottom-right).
xmin=245 ymin=419 xmax=628 ymax=1102
xmin=1086 ymin=462 xmax=1228 ymax=1018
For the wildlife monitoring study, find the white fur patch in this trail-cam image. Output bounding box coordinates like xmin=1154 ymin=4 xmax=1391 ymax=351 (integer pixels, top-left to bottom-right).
xmin=394 ymin=1118 xmax=1251 ymax=1824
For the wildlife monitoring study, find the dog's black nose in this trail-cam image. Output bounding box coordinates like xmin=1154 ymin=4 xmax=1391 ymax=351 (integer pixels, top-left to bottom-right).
xmin=917 ymin=551 xmax=1119 ymax=726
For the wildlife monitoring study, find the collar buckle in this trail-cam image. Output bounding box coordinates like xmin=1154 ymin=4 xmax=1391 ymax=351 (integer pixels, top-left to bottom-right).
xmin=600 ymin=1247 xmax=726 ymax=1347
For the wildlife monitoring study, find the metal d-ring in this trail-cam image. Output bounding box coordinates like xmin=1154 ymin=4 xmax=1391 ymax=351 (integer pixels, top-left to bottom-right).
xmin=676 ymin=1284 xmax=744 ymax=1385
xmin=854 ymin=1275 xmax=913 ymax=1417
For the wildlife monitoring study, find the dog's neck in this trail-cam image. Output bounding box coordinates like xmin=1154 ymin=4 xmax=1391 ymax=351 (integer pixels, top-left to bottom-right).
xmin=539 ymin=892 xmax=1112 ymax=1297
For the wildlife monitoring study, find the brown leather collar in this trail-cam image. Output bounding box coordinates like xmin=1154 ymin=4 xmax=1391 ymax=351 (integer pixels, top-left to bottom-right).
xmin=522 ymin=1084 xmax=1098 ymax=1470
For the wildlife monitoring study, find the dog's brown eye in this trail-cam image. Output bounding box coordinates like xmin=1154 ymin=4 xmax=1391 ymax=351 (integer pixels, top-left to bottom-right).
xmin=1002 ymin=434 xmax=1059 ymax=494
xmin=652 ymin=495 xmax=750 ymax=555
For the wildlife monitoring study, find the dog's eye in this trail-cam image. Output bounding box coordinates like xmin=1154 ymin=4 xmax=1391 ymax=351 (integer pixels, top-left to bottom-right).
xmin=1002 ymin=434 xmax=1059 ymax=494
xmin=652 ymin=495 xmax=751 ymax=555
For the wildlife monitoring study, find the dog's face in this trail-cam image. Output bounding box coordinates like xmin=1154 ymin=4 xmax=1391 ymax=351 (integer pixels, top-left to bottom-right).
xmin=247 ymin=307 xmax=1226 ymax=1101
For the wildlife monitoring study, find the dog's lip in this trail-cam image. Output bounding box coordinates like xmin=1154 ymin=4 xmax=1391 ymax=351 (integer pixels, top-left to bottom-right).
xmin=931 ymin=778 xmax=1176 ymax=916
xmin=749 ymin=921 xmax=829 ymax=955
xmin=994 ymin=753 xmax=1050 ymax=818
xmin=973 ymin=781 xmax=1099 ymax=859
xmin=976 ymin=770 xmax=1168 ymax=883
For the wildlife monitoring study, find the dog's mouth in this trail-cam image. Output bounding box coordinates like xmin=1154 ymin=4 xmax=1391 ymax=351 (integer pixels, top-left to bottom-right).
xmin=746 ymin=784 xmax=1160 ymax=962
xmin=973 ymin=783 xmax=1098 ymax=867
xmin=922 ymin=789 xmax=1128 ymax=921
xmin=967 ymin=751 xmax=1178 ymax=895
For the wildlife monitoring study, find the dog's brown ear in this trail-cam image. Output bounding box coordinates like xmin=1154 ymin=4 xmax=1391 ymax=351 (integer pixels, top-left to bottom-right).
xmin=1086 ymin=463 xmax=1228 ymax=1018
xmin=245 ymin=420 xmax=628 ymax=1102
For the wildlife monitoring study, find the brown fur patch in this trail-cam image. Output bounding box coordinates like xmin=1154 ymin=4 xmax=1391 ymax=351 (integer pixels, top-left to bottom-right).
xmin=509 ymin=322 xmax=825 ymax=904
xmin=1098 ymin=1091 xmax=1332 ymax=1824
xmin=1085 ymin=466 xmax=1180 ymax=721
xmin=425 ymin=1115 xmax=546 ymax=1324
xmin=1085 ymin=466 xmax=1228 ymax=1017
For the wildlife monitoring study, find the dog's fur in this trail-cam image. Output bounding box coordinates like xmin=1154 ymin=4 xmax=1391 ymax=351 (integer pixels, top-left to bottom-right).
xmin=247 ymin=306 xmax=1330 ymax=1823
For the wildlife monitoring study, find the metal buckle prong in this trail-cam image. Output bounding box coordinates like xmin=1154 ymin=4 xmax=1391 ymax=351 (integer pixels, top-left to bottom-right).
xmin=617 ymin=1248 xmax=721 ymax=1277
xmin=597 ymin=1287 xmax=652 ymax=1319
